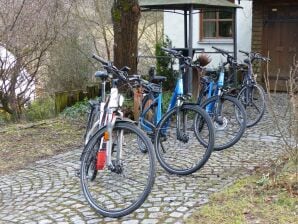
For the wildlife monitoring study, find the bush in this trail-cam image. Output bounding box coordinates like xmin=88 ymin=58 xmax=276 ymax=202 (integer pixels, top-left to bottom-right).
xmin=155 ymin=36 xmax=178 ymax=91
xmin=162 ymin=91 xmax=172 ymax=113
xmin=25 ymin=97 xmax=55 ymax=121
xmin=0 ymin=110 xmax=11 ymax=125
xmin=61 ymin=99 xmax=89 ymax=119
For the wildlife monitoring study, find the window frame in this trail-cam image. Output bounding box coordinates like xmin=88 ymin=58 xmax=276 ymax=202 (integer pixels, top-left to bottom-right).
xmin=200 ymin=9 xmax=234 ymax=41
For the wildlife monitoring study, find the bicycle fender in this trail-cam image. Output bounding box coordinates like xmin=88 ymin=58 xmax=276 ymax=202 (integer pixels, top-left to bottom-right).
xmin=116 ymin=117 xmax=137 ymax=124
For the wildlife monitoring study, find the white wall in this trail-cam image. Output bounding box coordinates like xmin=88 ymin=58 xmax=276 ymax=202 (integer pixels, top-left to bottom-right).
xmin=164 ymin=0 xmax=252 ymax=69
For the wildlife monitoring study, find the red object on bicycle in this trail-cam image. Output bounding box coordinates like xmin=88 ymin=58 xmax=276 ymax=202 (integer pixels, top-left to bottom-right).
xmin=96 ymin=150 xmax=106 ymax=170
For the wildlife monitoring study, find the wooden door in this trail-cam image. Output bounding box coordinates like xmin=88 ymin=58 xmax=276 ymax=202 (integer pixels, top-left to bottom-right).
xmin=263 ymin=3 xmax=298 ymax=91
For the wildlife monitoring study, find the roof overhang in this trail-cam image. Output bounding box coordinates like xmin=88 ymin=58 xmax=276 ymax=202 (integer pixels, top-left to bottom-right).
xmin=140 ymin=0 xmax=241 ymax=10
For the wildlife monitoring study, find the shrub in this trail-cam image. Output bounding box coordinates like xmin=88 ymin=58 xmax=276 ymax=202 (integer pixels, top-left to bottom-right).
xmin=155 ymin=36 xmax=178 ymax=91
xmin=25 ymin=97 xmax=55 ymax=121
xmin=61 ymin=99 xmax=89 ymax=119
xmin=0 ymin=110 xmax=11 ymax=125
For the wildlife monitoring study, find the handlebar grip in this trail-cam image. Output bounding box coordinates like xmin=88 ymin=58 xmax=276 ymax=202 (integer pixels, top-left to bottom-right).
xmin=239 ymin=50 xmax=249 ymax=55
xmin=92 ymin=54 xmax=109 ymax=65
xmin=212 ymin=46 xmax=229 ymax=56
xmin=161 ymin=47 xmax=178 ymax=55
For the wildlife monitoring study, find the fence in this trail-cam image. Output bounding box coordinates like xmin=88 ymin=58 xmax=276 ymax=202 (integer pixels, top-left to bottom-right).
xmin=54 ymin=85 xmax=99 ymax=114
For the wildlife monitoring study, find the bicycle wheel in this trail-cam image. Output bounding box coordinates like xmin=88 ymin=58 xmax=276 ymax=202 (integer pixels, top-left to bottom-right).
xmin=238 ymin=84 xmax=266 ymax=127
xmin=154 ymin=104 xmax=214 ymax=175
xmin=80 ymin=121 xmax=155 ymax=218
xmin=199 ymin=94 xmax=246 ymax=151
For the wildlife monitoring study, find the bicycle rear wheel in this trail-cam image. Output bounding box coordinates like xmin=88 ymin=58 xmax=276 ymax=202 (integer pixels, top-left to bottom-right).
xmin=80 ymin=121 xmax=155 ymax=218
xmin=199 ymin=95 xmax=246 ymax=151
xmin=155 ymin=104 xmax=214 ymax=175
xmin=238 ymin=84 xmax=266 ymax=127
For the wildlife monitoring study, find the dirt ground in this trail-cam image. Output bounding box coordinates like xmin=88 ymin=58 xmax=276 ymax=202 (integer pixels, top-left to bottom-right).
xmin=0 ymin=117 xmax=85 ymax=175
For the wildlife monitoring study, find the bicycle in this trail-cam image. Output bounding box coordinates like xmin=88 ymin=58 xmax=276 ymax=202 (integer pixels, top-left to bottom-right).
xmin=80 ymin=54 xmax=155 ymax=218
xmin=195 ymin=46 xmax=247 ymax=151
xmin=237 ymin=50 xmax=270 ymax=127
xmin=138 ymin=47 xmax=215 ymax=175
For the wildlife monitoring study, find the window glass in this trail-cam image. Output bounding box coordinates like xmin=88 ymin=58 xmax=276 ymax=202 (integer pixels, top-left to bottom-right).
xmin=203 ymin=21 xmax=216 ymax=38
xmin=219 ymin=21 xmax=233 ymax=37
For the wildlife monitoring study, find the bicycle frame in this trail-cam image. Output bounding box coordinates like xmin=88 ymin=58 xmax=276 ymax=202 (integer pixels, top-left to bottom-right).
xmin=84 ymin=77 xmax=125 ymax=171
xmin=199 ymin=66 xmax=225 ymax=111
xmin=84 ymin=78 xmax=108 ymax=145
xmin=139 ymin=72 xmax=184 ymax=134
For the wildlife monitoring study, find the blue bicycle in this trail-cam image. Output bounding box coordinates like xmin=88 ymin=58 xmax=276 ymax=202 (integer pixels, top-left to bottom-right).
xmin=195 ymin=46 xmax=247 ymax=151
xmin=138 ymin=47 xmax=215 ymax=175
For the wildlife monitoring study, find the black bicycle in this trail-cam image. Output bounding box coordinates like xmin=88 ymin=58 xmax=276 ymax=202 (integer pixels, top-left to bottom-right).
xmin=195 ymin=46 xmax=247 ymax=151
xmin=237 ymin=50 xmax=270 ymax=127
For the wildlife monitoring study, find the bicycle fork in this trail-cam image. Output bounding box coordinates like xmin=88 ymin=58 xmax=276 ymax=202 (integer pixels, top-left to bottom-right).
xmin=176 ymin=99 xmax=189 ymax=143
xmin=104 ymin=111 xmax=124 ymax=174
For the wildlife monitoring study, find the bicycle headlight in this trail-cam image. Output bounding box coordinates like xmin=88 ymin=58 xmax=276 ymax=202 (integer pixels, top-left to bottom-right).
xmin=119 ymin=95 xmax=124 ymax=107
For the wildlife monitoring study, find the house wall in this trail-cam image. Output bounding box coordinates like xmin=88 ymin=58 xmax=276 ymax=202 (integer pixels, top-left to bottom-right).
xmin=251 ymin=0 xmax=264 ymax=78
xmin=164 ymin=0 xmax=252 ymax=69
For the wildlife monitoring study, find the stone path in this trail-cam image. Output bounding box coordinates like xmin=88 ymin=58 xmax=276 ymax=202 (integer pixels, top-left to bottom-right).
xmin=0 ymin=94 xmax=292 ymax=224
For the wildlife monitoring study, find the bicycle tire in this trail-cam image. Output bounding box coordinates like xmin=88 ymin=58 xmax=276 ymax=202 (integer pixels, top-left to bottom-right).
xmin=84 ymin=106 xmax=97 ymax=141
xmin=154 ymin=104 xmax=214 ymax=175
xmin=80 ymin=121 xmax=155 ymax=218
xmin=198 ymin=94 xmax=246 ymax=151
xmin=237 ymin=84 xmax=266 ymax=127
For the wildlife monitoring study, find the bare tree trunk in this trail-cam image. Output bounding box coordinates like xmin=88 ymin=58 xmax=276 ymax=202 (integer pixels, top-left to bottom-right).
xmin=112 ymin=0 xmax=140 ymax=74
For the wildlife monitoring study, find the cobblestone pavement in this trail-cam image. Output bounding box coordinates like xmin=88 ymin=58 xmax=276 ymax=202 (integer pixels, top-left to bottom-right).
xmin=0 ymin=94 xmax=292 ymax=224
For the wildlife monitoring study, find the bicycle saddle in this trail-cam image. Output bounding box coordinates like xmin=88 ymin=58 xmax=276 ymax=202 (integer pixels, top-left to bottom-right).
xmin=148 ymin=66 xmax=166 ymax=83
xmin=95 ymin=70 xmax=109 ymax=79
xmin=151 ymin=76 xmax=167 ymax=83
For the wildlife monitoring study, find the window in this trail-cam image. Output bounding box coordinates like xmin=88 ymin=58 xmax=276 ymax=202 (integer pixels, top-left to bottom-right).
xmin=200 ymin=9 xmax=234 ymax=40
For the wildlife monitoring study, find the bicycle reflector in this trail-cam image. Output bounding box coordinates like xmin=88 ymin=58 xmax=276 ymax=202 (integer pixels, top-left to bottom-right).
xmin=96 ymin=150 xmax=106 ymax=170
xmin=103 ymin=131 xmax=109 ymax=141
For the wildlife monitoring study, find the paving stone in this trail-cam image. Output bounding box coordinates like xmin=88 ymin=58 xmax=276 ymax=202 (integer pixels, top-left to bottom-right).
xmin=122 ymin=220 xmax=139 ymax=224
xmin=170 ymin=212 xmax=183 ymax=218
xmin=0 ymin=94 xmax=290 ymax=223
xmin=141 ymin=219 xmax=159 ymax=224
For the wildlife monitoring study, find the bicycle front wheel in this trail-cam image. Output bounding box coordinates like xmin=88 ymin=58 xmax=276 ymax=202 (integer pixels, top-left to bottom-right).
xmin=200 ymin=94 xmax=247 ymax=151
xmin=238 ymin=84 xmax=266 ymax=127
xmin=155 ymin=104 xmax=214 ymax=175
xmin=80 ymin=121 xmax=155 ymax=218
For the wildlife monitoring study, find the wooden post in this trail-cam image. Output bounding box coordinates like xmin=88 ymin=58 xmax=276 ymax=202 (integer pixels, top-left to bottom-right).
xmin=55 ymin=91 xmax=68 ymax=114
xmin=133 ymin=87 xmax=142 ymax=120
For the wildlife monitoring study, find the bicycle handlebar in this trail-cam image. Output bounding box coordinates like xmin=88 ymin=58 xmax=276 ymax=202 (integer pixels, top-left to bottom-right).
xmin=238 ymin=50 xmax=270 ymax=62
xmin=92 ymin=54 xmax=128 ymax=82
xmin=161 ymin=47 xmax=180 ymax=56
xmin=212 ymin=46 xmax=237 ymax=67
xmin=161 ymin=47 xmax=205 ymax=69
xmin=92 ymin=54 xmax=109 ymax=66
xmin=212 ymin=46 xmax=233 ymax=57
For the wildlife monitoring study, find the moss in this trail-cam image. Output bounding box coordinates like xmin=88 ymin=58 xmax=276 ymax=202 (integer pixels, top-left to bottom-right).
xmin=112 ymin=8 xmax=121 ymax=22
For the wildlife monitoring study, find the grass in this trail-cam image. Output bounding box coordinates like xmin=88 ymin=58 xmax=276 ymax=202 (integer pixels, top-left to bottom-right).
xmin=0 ymin=117 xmax=85 ymax=174
xmin=186 ymin=157 xmax=298 ymax=224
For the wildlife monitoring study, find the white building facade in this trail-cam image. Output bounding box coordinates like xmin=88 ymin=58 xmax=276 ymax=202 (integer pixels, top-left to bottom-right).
xmin=164 ymin=0 xmax=252 ymax=68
